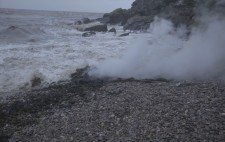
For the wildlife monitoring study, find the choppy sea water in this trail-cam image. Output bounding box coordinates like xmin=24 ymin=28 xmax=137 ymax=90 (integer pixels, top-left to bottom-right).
xmin=0 ymin=8 xmax=138 ymax=94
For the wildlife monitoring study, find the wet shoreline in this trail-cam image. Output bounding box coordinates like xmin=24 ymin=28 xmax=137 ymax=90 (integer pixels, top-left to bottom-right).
xmin=1 ymin=69 xmax=225 ymax=141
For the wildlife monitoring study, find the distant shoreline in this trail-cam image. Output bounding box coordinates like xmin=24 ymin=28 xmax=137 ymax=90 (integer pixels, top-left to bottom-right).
xmin=0 ymin=8 xmax=103 ymax=14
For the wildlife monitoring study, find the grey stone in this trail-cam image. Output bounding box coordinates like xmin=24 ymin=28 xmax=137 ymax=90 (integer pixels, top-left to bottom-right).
xmin=75 ymin=22 xmax=107 ymax=32
xmin=74 ymin=20 xmax=82 ymax=25
xmin=81 ymin=18 xmax=91 ymax=24
xmin=119 ymin=32 xmax=130 ymax=37
xmin=108 ymin=28 xmax=116 ymax=33
xmin=82 ymin=31 xmax=96 ymax=37
xmin=84 ymin=24 xmax=107 ymax=32
xmin=102 ymin=8 xmax=128 ymax=25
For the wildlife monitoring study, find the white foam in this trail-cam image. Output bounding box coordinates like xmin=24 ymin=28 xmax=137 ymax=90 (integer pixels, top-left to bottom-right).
xmin=0 ymin=12 xmax=134 ymax=93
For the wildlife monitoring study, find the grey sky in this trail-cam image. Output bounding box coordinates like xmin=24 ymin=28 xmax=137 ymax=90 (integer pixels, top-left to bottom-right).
xmin=0 ymin=0 xmax=133 ymax=13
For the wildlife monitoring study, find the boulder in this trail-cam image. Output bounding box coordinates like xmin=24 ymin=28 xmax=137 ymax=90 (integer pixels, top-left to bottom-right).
xmin=8 ymin=25 xmax=16 ymax=30
xmin=84 ymin=24 xmax=107 ymax=32
xmin=123 ymin=15 xmax=153 ymax=31
xmin=82 ymin=18 xmax=91 ymax=24
xmin=67 ymin=23 xmax=74 ymax=26
xmin=108 ymin=28 xmax=116 ymax=33
xmin=31 ymin=76 xmax=42 ymax=87
xmin=82 ymin=31 xmax=96 ymax=37
xmin=119 ymin=32 xmax=130 ymax=37
xmin=96 ymin=17 xmax=111 ymax=24
xmin=75 ymin=22 xmax=107 ymax=32
xmin=75 ymin=18 xmax=91 ymax=25
xmin=102 ymin=8 xmax=129 ymax=25
xmin=28 ymin=39 xmax=36 ymax=42
xmin=75 ymin=20 xmax=82 ymax=25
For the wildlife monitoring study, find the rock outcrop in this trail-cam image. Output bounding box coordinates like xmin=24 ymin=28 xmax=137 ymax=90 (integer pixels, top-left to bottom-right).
xmin=101 ymin=8 xmax=128 ymax=25
xmin=75 ymin=22 xmax=107 ymax=32
xmin=99 ymin=0 xmax=225 ymax=31
xmin=127 ymin=0 xmax=196 ymax=30
xmin=123 ymin=15 xmax=153 ymax=31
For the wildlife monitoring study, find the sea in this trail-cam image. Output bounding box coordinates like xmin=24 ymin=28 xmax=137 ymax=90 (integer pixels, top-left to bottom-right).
xmin=0 ymin=8 xmax=138 ymax=94
xmin=2 ymin=8 xmax=224 ymax=95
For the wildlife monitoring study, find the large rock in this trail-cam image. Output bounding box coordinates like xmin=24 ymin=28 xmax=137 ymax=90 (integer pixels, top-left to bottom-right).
xmin=75 ymin=18 xmax=92 ymax=25
xmin=96 ymin=0 xmax=225 ymax=31
xmin=126 ymin=0 xmax=196 ymax=29
xmin=102 ymin=8 xmax=129 ymax=25
xmin=129 ymin=0 xmax=165 ymax=17
xmin=74 ymin=20 xmax=82 ymax=25
xmin=95 ymin=17 xmax=111 ymax=24
xmin=75 ymin=22 xmax=107 ymax=32
xmin=108 ymin=28 xmax=116 ymax=33
xmin=119 ymin=32 xmax=130 ymax=37
xmin=123 ymin=15 xmax=153 ymax=31
xmin=81 ymin=18 xmax=91 ymax=24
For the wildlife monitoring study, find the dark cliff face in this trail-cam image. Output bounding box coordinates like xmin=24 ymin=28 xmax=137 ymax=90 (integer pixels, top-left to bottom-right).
xmin=103 ymin=8 xmax=129 ymax=25
xmin=130 ymin=0 xmax=180 ymax=16
xmin=125 ymin=0 xmax=196 ymax=30
xmin=101 ymin=0 xmax=224 ymax=31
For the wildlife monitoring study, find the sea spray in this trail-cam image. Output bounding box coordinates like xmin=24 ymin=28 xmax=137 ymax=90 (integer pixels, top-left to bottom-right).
xmin=89 ymin=15 xmax=225 ymax=81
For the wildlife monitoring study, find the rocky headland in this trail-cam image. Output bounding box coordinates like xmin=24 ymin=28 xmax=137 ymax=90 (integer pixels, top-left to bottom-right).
xmin=99 ymin=0 xmax=225 ymax=31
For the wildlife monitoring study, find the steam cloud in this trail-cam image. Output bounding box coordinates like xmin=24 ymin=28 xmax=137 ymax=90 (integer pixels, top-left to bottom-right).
xmin=89 ymin=12 xmax=225 ymax=81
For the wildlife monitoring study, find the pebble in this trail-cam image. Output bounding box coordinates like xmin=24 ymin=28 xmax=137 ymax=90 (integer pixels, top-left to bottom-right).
xmin=1 ymin=79 xmax=225 ymax=142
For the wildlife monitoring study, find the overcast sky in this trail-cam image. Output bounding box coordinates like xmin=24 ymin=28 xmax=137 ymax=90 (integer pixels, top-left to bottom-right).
xmin=0 ymin=0 xmax=133 ymax=13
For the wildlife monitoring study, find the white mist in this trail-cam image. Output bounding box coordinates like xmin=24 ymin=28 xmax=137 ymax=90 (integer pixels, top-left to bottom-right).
xmin=89 ymin=16 xmax=225 ymax=81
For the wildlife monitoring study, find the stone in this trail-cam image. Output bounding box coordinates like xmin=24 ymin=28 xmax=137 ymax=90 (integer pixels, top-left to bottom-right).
xmin=75 ymin=18 xmax=91 ymax=25
xmin=81 ymin=18 xmax=91 ymax=24
xmin=84 ymin=24 xmax=107 ymax=32
xmin=108 ymin=28 xmax=116 ymax=33
xmin=8 ymin=25 xmax=16 ymax=30
xmin=75 ymin=22 xmax=107 ymax=32
xmin=75 ymin=20 xmax=82 ymax=25
xmin=102 ymin=8 xmax=128 ymax=25
xmin=119 ymin=33 xmax=130 ymax=37
xmin=95 ymin=17 xmax=111 ymax=24
xmin=31 ymin=76 xmax=42 ymax=87
xmin=28 ymin=39 xmax=36 ymax=42
xmin=82 ymin=31 xmax=96 ymax=37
